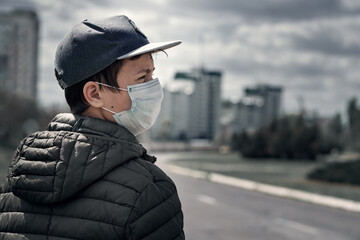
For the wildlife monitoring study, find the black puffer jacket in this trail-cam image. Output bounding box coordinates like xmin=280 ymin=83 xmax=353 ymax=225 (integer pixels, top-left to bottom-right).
xmin=0 ymin=114 xmax=184 ymax=240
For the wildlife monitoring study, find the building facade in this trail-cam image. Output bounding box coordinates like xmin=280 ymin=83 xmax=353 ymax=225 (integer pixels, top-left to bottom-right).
xmin=152 ymin=68 xmax=222 ymax=140
xmin=233 ymin=96 xmax=264 ymax=132
xmin=233 ymin=84 xmax=282 ymax=132
xmin=0 ymin=9 xmax=39 ymax=99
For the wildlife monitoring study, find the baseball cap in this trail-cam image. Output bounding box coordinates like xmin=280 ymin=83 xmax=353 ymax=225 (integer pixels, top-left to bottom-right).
xmin=54 ymin=15 xmax=181 ymax=89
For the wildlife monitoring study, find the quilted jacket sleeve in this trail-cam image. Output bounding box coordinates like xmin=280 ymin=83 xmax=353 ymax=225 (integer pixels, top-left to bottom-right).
xmin=125 ymin=162 xmax=185 ymax=240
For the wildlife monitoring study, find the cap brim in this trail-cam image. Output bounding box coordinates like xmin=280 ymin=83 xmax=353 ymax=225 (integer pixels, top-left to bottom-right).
xmin=117 ymin=40 xmax=182 ymax=60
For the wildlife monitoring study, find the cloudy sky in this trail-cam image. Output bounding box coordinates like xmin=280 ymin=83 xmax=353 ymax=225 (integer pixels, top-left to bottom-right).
xmin=2 ymin=0 xmax=360 ymax=118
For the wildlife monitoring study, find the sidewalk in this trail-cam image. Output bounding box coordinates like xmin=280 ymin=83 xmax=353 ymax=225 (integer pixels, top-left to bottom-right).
xmin=160 ymin=151 xmax=360 ymax=213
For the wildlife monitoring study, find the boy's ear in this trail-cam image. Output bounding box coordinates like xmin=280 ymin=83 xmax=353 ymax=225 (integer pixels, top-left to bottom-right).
xmin=83 ymin=81 xmax=104 ymax=108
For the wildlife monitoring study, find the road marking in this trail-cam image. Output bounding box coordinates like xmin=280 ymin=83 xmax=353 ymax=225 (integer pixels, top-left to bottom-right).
xmin=197 ymin=194 xmax=218 ymax=206
xmin=169 ymin=165 xmax=208 ymax=180
xmin=275 ymin=218 xmax=320 ymax=235
xmin=168 ymin=165 xmax=360 ymax=213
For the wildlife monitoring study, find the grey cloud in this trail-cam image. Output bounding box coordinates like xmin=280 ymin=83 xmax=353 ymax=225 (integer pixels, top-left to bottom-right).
xmin=213 ymin=54 xmax=337 ymax=81
xmin=45 ymin=27 xmax=66 ymax=42
xmin=283 ymin=77 xmax=325 ymax=91
xmin=291 ymin=32 xmax=360 ymax=57
xmin=168 ymin=0 xmax=360 ymax=21
xmin=66 ymin=0 xmax=358 ymax=23
xmin=284 ymin=63 xmax=331 ymax=79
xmin=354 ymin=82 xmax=360 ymax=90
xmin=0 ymin=0 xmax=35 ymax=10
xmin=247 ymin=0 xmax=349 ymax=21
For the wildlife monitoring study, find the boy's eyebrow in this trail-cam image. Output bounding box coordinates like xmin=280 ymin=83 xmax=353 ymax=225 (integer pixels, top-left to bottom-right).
xmin=136 ymin=67 xmax=155 ymax=74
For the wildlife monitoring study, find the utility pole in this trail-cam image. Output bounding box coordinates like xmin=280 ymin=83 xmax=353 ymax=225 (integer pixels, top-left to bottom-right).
xmin=296 ymin=95 xmax=305 ymax=116
xmin=199 ymin=33 xmax=205 ymax=69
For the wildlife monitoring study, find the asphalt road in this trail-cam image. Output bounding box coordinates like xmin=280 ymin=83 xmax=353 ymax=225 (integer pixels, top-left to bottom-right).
xmin=155 ymin=153 xmax=360 ymax=240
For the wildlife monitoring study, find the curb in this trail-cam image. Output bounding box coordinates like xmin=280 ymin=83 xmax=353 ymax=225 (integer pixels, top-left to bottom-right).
xmin=168 ymin=165 xmax=360 ymax=213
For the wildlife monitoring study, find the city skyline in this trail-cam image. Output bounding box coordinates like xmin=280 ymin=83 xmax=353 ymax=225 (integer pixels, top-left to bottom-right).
xmin=1 ymin=0 xmax=360 ymax=118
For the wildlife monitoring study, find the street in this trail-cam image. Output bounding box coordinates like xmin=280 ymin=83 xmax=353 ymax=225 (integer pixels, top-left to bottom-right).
xmin=155 ymin=153 xmax=360 ymax=240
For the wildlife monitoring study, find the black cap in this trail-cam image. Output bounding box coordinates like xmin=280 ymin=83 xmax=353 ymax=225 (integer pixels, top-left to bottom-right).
xmin=54 ymin=15 xmax=181 ymax=89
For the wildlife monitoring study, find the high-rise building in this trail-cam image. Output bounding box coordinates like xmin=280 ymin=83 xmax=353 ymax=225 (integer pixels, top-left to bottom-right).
xmin=233 ymin=96 xmax=264 ymax=131
xmin=232 ymin=84 xmax=282 ymax=132
xmin=0 ymin=9 xmax=39 ymax=99
xmin=152 ymin=68 xmax=222 ymax=140
xmin=153 ymin=80 xmax=194 ymax=140
xmin=245 ymin=85 xmax=282 ymax=126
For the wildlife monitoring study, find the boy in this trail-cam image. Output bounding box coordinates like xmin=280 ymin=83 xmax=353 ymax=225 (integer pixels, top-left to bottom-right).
xmin=0 ymin=15 xmax=184 ymax=240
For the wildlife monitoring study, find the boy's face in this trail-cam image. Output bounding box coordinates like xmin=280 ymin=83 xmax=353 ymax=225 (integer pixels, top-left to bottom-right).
xmin=101 ymin=53 xmax=155 ymax=123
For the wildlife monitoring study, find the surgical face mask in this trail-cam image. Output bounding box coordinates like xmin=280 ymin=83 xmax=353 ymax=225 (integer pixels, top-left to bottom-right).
xmin=99 ymin=78 xmax=163 ymax=136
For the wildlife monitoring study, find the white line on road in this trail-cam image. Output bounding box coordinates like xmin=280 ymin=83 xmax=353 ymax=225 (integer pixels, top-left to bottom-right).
xmin=275 ymin=218 xmax=320 ymax=235
xmin=197 ymin=194 xmax=218 ymax=206
xmin=168 ymin=165 xmax=360 ymax=213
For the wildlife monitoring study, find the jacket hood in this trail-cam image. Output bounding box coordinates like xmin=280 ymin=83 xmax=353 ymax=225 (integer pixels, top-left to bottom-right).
xmin=3 ymin=113 xmax=150 ymax=205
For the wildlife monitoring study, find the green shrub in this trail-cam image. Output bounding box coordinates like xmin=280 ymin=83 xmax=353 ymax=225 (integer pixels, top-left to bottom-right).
xmin=307 ymin=160 xmax=360 ymax=185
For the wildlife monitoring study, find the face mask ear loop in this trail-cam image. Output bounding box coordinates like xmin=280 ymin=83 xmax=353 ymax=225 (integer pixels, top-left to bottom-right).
xmin=102 ymin=106 xmax=117 ymax=114
xmin=97 ymin=82 xmax=128 ymax=92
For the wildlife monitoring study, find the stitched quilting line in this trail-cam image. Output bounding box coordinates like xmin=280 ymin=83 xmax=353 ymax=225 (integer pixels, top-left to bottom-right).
xmin=130 ymin=187 xmax=181 ymax=239
xmin=100 ymin=143 xmax=109 ymax=177
xmin=0 ymin=232 xmax=82 ymax=240
xmin=78 ymin=140 xmax=94 ymax=188
xmin=99 ymin=178 xmax=140 ymax=194
xmin=1 ymin=211 xmax=125 ymax=229
xmin=0 ymin=192 xmax=135 ymax=213
xmin=36 ymin=132 xmax=109 ymax=148
xmin=26 ymin=135 xmax=54 ymax=148
xmin=7 ymin=141 xmax=24 ymax=177
xmin=58 ymin=133 xmax=80 ymax=201
xmin=132 ymin=209 xmax=183 ymax=240
xmin=18 ymin=156 xmax=58 ymax=164
xmin=122 ymin=164 xmax=152 ymax=180
xmin=146 ymin=211 xmax=183 ymax=239
xmin=12 ymin=172 xmax=56 ymax=177
xmin=125 ymin=181 xmax=177 ymax=238
xmin=75 ymin=196 xmax=134 ymax=209
xmin=125 ymin=182 xmax=153 ymax=239
xmin=50 ymin=132 xmax=63 ymax=202
xmin=171 ymin=231 xmax=185 ymax=240
xmin=46 ymin=205 xmax=53 ymax=239
xmin=12 ymin=188 xmax=54 ymax=193
xmin=49 ymin=119 xmax=73 ymax=130
xmin=80 ymin=132 xmax=142 ymax=150
xmin=133 ymin=189 xmax=178 ymax=223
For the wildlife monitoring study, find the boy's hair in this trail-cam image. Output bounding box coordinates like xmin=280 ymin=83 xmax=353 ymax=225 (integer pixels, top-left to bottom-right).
xmin=61 ymin=60 xmax=123 ymax=114
xmin=60 ymin=53 xmax=151 ymax=115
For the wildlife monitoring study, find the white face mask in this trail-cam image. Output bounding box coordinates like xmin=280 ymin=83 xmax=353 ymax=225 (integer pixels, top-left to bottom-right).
xmin=100 ymin=78 xmax=163 ymax=136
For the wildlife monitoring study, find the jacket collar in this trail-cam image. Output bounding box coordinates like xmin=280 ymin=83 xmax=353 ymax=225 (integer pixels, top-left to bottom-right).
xmin=48 ymin=113 xmax=156 ymax=162
xmin=48 ymin=113 xmax=139 ymax=144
